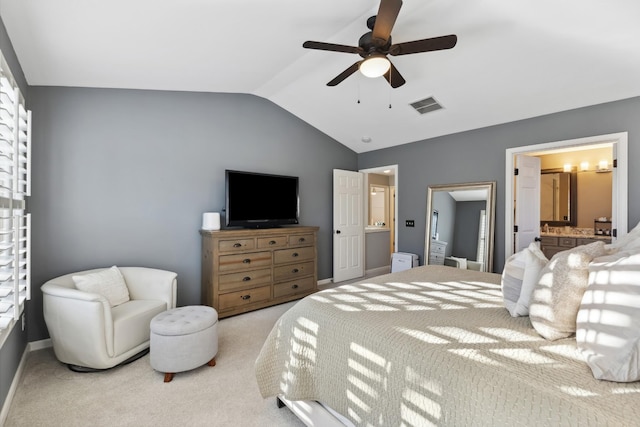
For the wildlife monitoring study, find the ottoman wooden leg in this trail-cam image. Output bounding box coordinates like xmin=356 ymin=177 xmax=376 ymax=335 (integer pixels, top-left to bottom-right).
xmin=208 ymin=357 xmax=216 ymax=367
xmin=164 ymin=372 xmax=175 ymax=383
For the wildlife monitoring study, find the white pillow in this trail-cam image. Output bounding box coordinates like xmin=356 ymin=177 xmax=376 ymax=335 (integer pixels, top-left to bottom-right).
xmin=501 ymin=250 xmax=527 ymax=316
xmin=73 ymin=266 xmax=130 ymax=307
xmin=512 ymin=243 xmax=548 ymax=316
xmin=530 ymin=242 xmax=607 ymax=340
xmin=577 ymin=250 xmax=640 ymax=382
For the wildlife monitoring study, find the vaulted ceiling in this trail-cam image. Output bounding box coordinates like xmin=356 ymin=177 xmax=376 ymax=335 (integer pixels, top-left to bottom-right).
xmin=2 ymin=0 xmax=640 ymax=153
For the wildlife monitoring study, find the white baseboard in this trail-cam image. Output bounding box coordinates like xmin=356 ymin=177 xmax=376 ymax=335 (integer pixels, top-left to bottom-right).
xmin=0 ymin=344 xmax=29 ymax=426
xmin=28 ymin=338 xmax=52 ymax=351
xmin=0 ymin=338 xmax=53 ymax=425
xmin=317 ymin=266 xmax=390 ymax=287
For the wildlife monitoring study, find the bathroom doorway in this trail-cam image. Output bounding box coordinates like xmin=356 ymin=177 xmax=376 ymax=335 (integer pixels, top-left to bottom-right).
xmin=505 ymin=132 xmax=628 ymax=259
xmin=360 ymin=165 xmax=398 ymax=275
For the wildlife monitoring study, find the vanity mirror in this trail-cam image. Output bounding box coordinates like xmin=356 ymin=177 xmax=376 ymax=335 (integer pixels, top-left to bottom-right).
xmin=425 ymin=181 xmax=496 ymax=273
xmin=540 ymin=169 xmax=577 ymax=226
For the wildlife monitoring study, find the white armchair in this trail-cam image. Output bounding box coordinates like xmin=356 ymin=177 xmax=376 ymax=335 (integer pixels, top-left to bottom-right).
xmin=42 ymin=267 xmax=177 ymax=371
xmin=444 ymin=256 xmax=484 ymax=272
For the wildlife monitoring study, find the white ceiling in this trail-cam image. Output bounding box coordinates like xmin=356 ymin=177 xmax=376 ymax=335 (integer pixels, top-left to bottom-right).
xmin=2 ymin=0 xmax=640 ymax=153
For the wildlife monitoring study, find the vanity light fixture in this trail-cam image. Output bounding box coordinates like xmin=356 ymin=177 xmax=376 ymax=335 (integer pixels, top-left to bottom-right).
xmin=596 ymin=159 xmax=612 ymax=173
xmin=563 ymin=163 xmax=572 ymax=172
xmin=580 ymin=161 xmax=589 ymax=171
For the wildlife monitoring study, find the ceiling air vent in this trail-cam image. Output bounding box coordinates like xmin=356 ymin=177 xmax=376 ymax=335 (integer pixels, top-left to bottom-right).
xmin=410 ymin=96 xmax=443 ymax=115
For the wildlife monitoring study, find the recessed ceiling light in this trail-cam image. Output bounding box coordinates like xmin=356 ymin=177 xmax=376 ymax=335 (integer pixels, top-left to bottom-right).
xmin=361 ymin=136 xmax=372 ymax=143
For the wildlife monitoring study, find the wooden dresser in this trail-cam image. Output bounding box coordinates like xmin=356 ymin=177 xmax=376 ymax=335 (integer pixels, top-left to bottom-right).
xmin=539 ymin=235 xmax=611 ymax=259
xmin=200 ymin=226 xmax=318 ymax=318
xmin=429 ymin=240 xmax=448 ymax=265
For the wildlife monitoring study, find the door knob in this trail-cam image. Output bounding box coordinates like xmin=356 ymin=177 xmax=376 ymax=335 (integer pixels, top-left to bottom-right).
xmin=336 ymin=230 xmax=341 ymax=234
xmin=534 ymin=237 xmax=542 ymax=242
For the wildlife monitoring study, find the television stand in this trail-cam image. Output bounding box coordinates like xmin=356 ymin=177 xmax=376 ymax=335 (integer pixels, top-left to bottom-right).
xmin=200 ymin=226 xmax=319 ymax=318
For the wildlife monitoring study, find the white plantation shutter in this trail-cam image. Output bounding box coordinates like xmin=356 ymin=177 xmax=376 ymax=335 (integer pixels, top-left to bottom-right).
xmin=0 ymin=51 xmax=31 ymax=347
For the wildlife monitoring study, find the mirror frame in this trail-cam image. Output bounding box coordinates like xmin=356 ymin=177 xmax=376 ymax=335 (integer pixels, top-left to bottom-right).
xmin=425 ymin=181 xmax=496 ymax=273
xmin=540 ymin=168 xmax=577 ymax=226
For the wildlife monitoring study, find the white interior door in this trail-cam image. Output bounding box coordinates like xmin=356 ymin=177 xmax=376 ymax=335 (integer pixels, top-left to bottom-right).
xmin=333 ymin=169 xmax=364 ymax=283
xmin=514 ymin=155 xmax=541 ymax=252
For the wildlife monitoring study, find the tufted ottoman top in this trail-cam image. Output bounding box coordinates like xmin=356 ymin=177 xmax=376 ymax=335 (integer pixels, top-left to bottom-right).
xmin=150 ymin=305 xmax=218 ymax=336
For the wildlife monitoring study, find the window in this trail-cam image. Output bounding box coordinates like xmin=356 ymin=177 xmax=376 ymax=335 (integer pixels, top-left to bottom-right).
xmin=0 ymin=51 xmax=31 ymax=348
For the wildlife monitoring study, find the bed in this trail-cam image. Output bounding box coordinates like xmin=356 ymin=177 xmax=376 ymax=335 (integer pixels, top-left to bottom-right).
xmin=255 ymin=265 xmax=640 ymax=426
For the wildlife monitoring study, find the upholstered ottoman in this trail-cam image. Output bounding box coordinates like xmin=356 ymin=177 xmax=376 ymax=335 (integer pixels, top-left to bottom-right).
xmin=150 ymin=305 xmax=218 ymax=382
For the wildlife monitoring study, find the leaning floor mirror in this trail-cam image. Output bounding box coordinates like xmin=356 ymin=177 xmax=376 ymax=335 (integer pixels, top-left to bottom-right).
xmin=425 ymin=181 xmax=496 ymax=273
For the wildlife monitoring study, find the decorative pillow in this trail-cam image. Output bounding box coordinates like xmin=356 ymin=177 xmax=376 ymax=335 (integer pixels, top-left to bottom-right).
xmin=512 ymin=243 xmax=548 ymax=316
xmin=501 ymin=250 xmax=527 ymax=316
xmin=577 ymin=250 xmax=640 ymax=382
xmin=529 ymin=241 xmax=607 ymax=340
xmin=73 ymin=266 xmax=130 ymax=307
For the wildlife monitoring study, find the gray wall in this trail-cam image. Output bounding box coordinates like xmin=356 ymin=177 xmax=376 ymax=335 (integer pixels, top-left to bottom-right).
xmin=0 ymin=16 xmax=29 ymax=413
xmin=28 ymin=87 xmax=357 ymax=342
xmin=431 ymin=191 xmax=455 ymax=257
xmin=359 ymin=96 xmax=640 ymax=272
xmin=452 ymin=200 xmax=485 ymax=260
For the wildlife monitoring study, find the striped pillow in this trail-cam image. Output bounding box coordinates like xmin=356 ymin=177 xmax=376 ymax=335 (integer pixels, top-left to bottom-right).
xmin=501 ymin=250 xmax=527 ymax=316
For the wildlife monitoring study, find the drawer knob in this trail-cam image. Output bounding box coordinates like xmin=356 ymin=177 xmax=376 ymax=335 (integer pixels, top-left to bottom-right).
xmin=292 ymin=268 xmax=299 ymax=273
xmin=243 ymin=258 xmax=251 ymax=264
xmin=269 ymin=240 xmax=276 ymax=245
xmin=240 ymin=294 xmax=251 ymax=300
xmin=292 ymin=252 xmax=299 ymax=258
xmin=242 ymin=276 xmax=251 ymax=282
xmin=298 ymin=238 xmax=305 ymax=242
xmin=291 ymin=284 xmax=299 ymax=289
xmin=233 ymin=243 xmax=242 ymax=248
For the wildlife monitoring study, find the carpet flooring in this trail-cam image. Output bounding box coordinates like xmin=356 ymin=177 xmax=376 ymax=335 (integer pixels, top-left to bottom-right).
xmin=4 ymin=300 xmax=305 ymax=427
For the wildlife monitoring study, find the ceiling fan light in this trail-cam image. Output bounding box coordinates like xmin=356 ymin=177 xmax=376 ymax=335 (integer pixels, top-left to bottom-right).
xmin=359 ymin=55 xmax=390 ymax=78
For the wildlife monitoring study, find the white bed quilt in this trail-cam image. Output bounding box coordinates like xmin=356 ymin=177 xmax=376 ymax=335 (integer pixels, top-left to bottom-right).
xmin=255 ymin=265 xmax=640 ymax=426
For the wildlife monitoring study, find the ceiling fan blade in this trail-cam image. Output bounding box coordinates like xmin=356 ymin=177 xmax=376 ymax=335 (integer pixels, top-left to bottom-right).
xmin=303 ymin=41 xmax=362 ymax=54
xmin=372 ymin=0 xmax=403 ymax=43
xmin=327 ymin=61 xmax=362 ymax=86
xmin=389 ymin=34 xmax=457 ymax=56
xmin=383 ymin=61 xmax=406 ymax=88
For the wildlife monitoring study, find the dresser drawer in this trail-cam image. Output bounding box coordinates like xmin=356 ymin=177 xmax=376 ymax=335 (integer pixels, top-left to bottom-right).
xmin=218 ymin=285 xmax=271 ymax=311
xmin=559 ymin=237 xmax=576 ymax=247
xmin=539 ymin=236 xmax=558 ymax=246
xmin=218 ymin=251 xmax=272 ymax=272
xmin=288 ymin=233 xmax=315 ymax=247
xmin=257 ymin=235 xmax=288 ymax=249
xmin=274 ymin=246 xmax=315 ymax=264
xmin=430 ymin=244 xmax=446 ymax=255
xmin=218 ymin=268 xmax=272 ymax=292
xmin=273 ymin=277 xmax=315 ymax=299
xmin=218 ymin=238 xmax=255 ymax=253
xmin=429 ymin=255 xmax=445 ymax=265
xmin=274 ymin=261 xmax=315 ymax=282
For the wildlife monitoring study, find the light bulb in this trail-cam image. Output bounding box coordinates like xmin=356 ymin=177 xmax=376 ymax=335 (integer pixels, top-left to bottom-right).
xmin=359 ymin=55 xmax=390 ymax=78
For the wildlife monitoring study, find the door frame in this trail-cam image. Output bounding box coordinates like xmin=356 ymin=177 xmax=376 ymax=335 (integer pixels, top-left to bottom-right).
xmin=360 ymin=164 xmax=399 ymax=253
xmin=505 ymin=131 xmax=628 ymax=260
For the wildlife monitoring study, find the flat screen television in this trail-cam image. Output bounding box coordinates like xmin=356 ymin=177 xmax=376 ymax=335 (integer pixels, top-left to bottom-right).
xmin=225 ymin=169 xmax=299 ymax=228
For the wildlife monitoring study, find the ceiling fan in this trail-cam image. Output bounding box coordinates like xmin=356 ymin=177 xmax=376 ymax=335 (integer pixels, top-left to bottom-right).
xmin=303 ymin=0 xmax=457 ymax=88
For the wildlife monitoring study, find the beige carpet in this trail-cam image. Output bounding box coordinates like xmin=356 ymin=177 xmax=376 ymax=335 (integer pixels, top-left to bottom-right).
xmin=5 ymin=301 xmax=305 ymax=427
